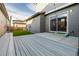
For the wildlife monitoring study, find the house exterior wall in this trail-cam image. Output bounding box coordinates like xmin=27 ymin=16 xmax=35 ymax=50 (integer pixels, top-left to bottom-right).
xmin=26 ymin=13 xmax=45 ymax=33
xmin=40 ymin=14 xmax=45 ymax=32
xmin=7 ymin=19 xmax=10 ymax=27
xmin=26 ymin=19 xmax=33 ymax=25
xmin=42 ymin=3 xmax=67 ymax=13
xmin=45 ymin=4 xmax=79 ymax=37
xmin=26 ymin=3 xmax=79 ymax=37
xmin=26 ymin=19 xmax=33 ymax=31
xmin=0 ymin=9 xmax=7 ymax=36
xmin=13 ymin=23 xmax=26 ymax=28
xmin=28 ymin=16 xmax=40 ymax=33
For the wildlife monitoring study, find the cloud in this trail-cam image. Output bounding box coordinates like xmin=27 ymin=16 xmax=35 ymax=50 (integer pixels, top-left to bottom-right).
xmin=5 ymin=3 xmax=34 ymax=20
xmin=8 ymin=11 xmax=27 ymax=20
xmin=25 ymin=3 xmax=36 ymax=12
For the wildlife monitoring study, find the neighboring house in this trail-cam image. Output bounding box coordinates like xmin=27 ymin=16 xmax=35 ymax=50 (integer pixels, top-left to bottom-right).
xmin=0 ymin=3 xmax=9 ymax=37
xmin=26 ymin=3 xmax=79 ymax=37
xmin=13 ymin=20 xmax=26 ymax=30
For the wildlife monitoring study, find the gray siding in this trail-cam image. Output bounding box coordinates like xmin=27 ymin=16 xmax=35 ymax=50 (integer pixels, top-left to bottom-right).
xmin=45 ymin=4 xmax=79 ymax=37
xmin=68 ymin=5 xmax=79 ymax=37
xmin=42 ymin=3 xmax=67 ymax=12
xmin=40 ymin=14 xmax=45 ymax=32
xmin=30 ymin=16 xmax=40 ymax=33
xmin=26 ymin=13 xmax=45 ymax=33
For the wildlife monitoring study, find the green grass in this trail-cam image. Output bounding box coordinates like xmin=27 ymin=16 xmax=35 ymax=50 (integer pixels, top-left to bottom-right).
xmin=13 ymin=30 xmax=32 ymax=36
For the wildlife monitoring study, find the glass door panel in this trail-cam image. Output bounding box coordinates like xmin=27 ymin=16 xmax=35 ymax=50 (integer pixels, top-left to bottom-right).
xmin=58 ymin=17 xmax=67 ymax=31
xmin=50 ymin=19 xmax=56 ymax=31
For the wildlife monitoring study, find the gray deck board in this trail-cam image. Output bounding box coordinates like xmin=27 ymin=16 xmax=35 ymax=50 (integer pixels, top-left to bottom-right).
xmin=14 ymin=38 xmax=21 ymax=56
xmin=15 ymin=38 xmax=26 ymax=56
xmin=0 ymin=33 xmax=78 ymax=56
xmin=13 ymin=33 xmax=78 ymax=56
xmin=21 ymin=37 xmax=53 ymax=56
xmin=0 ymin=33 xmax=10 ymax=56
xmin=31 ymin=35 xmax=77 ymax=55
xmin=21 ymin=38 xmax=43 ymax=56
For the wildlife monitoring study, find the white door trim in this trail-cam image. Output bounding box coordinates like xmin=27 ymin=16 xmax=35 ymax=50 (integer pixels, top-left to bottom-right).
xmin=49 ymin=11 xmax=69 ymax=33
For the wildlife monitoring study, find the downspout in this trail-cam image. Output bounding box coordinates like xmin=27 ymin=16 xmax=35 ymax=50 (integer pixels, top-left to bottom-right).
xmin=9 ymin=16 xmax=12 ymax=32
xmin=77 ymin=24 xmax=79 ymax=55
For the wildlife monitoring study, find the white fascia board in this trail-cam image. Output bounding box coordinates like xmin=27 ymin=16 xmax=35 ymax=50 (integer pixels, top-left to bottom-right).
xmin=45 ymin=3 xmax=74 ymax=15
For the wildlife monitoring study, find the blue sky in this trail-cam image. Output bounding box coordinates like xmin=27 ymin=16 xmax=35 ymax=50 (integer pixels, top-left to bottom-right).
xmin=5 ymin=3 xmax=36 ymax=20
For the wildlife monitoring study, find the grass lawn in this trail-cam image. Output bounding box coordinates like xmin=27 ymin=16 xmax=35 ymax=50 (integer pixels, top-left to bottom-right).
xmin=13 ymin=30 xmax=32 ymax=36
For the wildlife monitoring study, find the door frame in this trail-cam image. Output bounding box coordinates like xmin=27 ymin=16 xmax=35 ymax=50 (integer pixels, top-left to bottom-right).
xmin=49 ymin=11 xmax=69 ymax=33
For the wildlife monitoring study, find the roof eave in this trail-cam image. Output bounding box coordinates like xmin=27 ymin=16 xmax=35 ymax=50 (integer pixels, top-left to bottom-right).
xmin=26 ymin=12 xmax=45 ymax=21
xmin=45 ymin=3 xmax=78 ymax=15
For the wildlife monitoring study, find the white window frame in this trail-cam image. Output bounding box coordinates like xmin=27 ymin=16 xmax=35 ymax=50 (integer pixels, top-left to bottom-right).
xmin=49 ymin=15 xmax=57 ymax=32
xmin=49 ymin=11 xmax=69 ymax=33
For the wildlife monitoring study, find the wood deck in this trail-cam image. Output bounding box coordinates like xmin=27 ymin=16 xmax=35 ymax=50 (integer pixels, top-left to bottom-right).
xmin=13 ymin=33 xmax=78 ymax=56
xmin=0 ymin=33 xmax=78 ymax=56
xmin=0 ymin=33 xmax=13 ymax=56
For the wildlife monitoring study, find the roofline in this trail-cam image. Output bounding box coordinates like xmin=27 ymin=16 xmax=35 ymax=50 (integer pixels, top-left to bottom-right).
xmin=45 ymin=3 xmax=78 ymax=15
xmin=26 ymin=12 xmax=45 ymax=21
xmin=13 ymin=20 xmax=26 ymax=24
xmin=13 ymin=23 xmax=26 ymax=24
xmin=0 ymin=3 xmax=9 ymax=20
xmin=25 ymin=3 xmax=78 ymax=22
xmin=13 ymin=20 xmax=26 ymax=22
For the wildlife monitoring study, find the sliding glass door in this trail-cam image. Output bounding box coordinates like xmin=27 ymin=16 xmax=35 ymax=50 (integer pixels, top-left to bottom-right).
xmin=49 ymin=13 xmax=67 ymax=32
